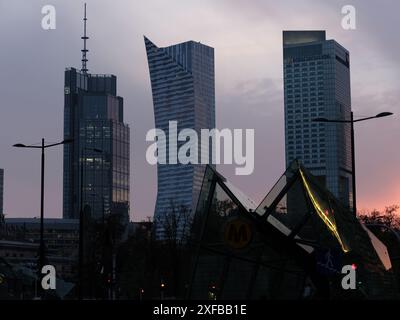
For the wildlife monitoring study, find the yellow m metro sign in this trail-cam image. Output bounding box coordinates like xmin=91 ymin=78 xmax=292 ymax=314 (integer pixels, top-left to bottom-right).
xmin=223 ymin=218 xmax=253 ymax=249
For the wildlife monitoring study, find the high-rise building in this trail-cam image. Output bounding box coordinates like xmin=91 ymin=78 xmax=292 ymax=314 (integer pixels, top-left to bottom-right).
xmin=283 ymin=31 xmax=353 ymax=209
xmin=144 ymin=37 xmax=215 ymax=239
xmin=63 ymin=8 xmax=130 ymax=223
xmin=0 ymin=168 xmax=4 ymax=215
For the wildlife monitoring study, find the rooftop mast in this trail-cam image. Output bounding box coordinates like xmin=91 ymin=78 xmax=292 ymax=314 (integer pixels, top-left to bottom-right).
xmin=81 ymin=3 xmax=89 ymax=73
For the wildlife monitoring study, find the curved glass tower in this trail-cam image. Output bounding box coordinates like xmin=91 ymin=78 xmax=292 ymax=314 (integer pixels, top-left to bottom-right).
xmin=144 ymin=37 xmax=215 ymax=240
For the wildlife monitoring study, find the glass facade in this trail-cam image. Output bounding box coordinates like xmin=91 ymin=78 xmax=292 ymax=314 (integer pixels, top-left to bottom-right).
xmin=144 ymin=37 xmax=215 ymax=240
xmin=63 ymin=68 xmax=130 ymax=222
xmin=283 ymin=31 xmax=353 ymax=209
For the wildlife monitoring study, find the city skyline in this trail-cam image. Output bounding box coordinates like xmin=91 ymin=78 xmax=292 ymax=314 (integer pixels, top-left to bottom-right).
xmin=0 ymin=0 xmax=399 ymax=221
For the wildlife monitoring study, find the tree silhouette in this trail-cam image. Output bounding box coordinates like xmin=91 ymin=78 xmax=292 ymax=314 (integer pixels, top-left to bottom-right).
xmin=358 ymin=205 xmax=400 ymax=229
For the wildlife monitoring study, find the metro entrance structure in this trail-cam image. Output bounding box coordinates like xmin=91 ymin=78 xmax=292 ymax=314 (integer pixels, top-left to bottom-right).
xmin=186 ymin=161 xmax=397 ymax=299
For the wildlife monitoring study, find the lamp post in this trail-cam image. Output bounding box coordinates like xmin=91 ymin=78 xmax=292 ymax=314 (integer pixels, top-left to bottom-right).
xmin=88 ymin=191 xmax=106 ymax=298
xmin=313 ymin=111 xmax=393 ymax=215
xmin=13 ymin=138 xmax=73 ymax=297
xmin=78 ymin=146 xmax=102 ymax=300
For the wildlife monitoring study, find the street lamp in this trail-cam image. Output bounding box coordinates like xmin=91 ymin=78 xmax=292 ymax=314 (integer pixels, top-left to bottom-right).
xmin=79 ymin=146 xmax=102 ymax=300
xmin=313 ymin=111 xmax=393 ymax=215
xmin=87 ymin=191 xmax=107 ymax=298
xmin=13 ymin=138 xmax=73 ymax=296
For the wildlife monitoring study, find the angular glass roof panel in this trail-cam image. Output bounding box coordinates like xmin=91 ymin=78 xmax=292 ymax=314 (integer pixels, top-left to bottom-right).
xmin=266 ymin=215 xmax=314 ymax=254
xmin=299 ymin=168 xmax=350 ymax=253
xmin=256 ymin=160 xmax=299 ymax=216
xmin=223 ymin=180 xmax=258 ymax=212
xmin=361 ymin=224 xmax=392 ymax=271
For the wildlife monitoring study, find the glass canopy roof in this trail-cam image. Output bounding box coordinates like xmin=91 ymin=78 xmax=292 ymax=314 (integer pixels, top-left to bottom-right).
xmin=187 ymin=160 xmax=395 ymax=299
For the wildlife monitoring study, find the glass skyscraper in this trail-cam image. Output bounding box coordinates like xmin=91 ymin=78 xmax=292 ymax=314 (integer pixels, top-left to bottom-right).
xmin=144 ymin=37 xmax=215 ymax=239
xmin=283 ymin=31 xmax=353 ymax=209
xmin=63 ymin=68 xmax=130 ymax=222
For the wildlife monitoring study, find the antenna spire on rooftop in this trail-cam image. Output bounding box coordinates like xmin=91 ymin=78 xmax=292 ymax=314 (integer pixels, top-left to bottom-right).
xmin=81 ymin=3 xmax=89 ymax=73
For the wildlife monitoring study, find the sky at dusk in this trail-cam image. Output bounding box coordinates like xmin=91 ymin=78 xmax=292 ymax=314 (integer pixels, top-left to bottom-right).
xmin=0 ymin=0 xmax=399 ymax=221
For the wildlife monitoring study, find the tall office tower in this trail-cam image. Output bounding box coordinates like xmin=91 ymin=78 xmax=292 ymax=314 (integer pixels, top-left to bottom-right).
xmin=63 ymin=7 xmax=130 ymax=224
xmin=283 ymin=31 xmax=353 ymax=209
xmin=144 ymin=37 xmax=215 ymax=239
xmin=0 ymin=168 xmax=4 ymax=215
